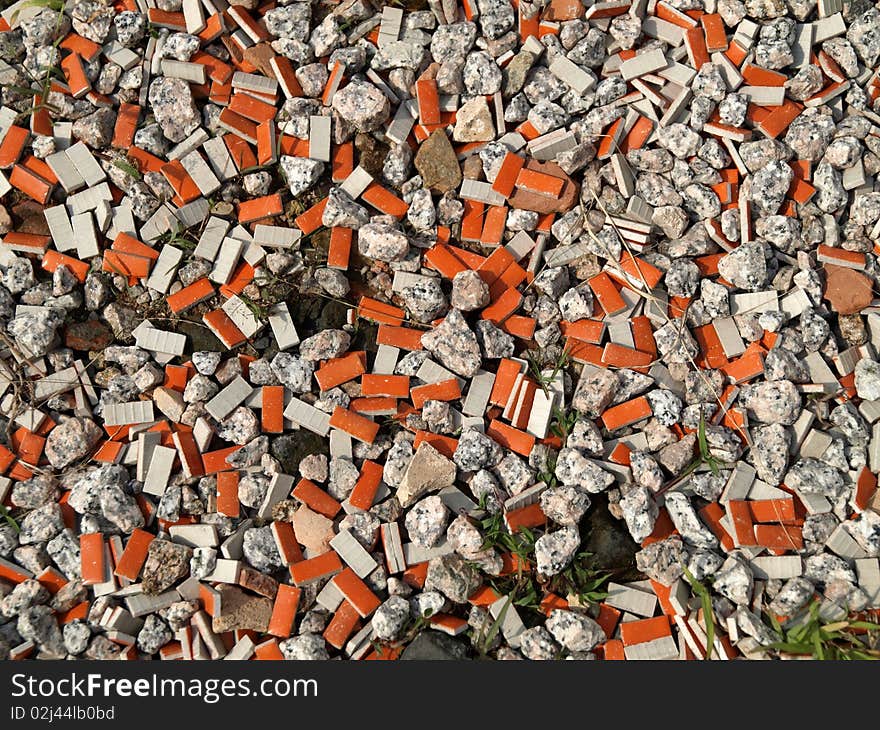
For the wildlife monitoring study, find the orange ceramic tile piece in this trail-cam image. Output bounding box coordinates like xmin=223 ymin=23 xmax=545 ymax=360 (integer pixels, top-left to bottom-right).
xmin=15 ymin=429 xmax=46 ymax=466
xmin=726 ymin=500 xmax=756 ymax=546
xmin=10 ymin=165 xmax=53 ymax=204
xmin=167 ymin=278 xmax=215 ymax=313
xmin=289 ymin=551 xmax=344 ymax=585
xmin=80 ymin=533 xmax=105 ymax=585
xmin=561 ymin=319 xmax=605 ymax=343
xmin=412 ymin=431 xmax=458 ymax=458
xmin=228 ymin=92 xmax=277 ymax=123
xmin=332 ymin=567 xmax=381 ymax=617
xmin=112 ymin=232 xmax=160 ymax=260
xmin=216 ymin=471 xmax=240 ymax=517
xmin=589 ymin=272 xmax=627 ymax=316
xmin=361 ymin=374 xmax=411 ymax=397
xmin=425 ymin=243 xmax=468 ymax=279
xmin=700 ymin=13 xmax=727 ymax=52
xmin=376 ymin=325 xmax=424 ymax=350
xmin=504 ymin=503 xmax=547 ymax=532
xmin=261 ymin=385 xmax=285 ymax=433
xmin=272 ymin=521 xmax=304 ymax=566
xmin=742 ymin=63 xmax=789 ymax=87
xmin=515 ymin=167 xmax=565 ymax=197
xmin=460 ymin=200 xmax=485 ymax=242
xmin=328 ymin=406 xmax=380 ymax=444
xmin=36 ymin=567 xmax=68 ymax=595
xmin=327 ymin=226 xmax=352 ymax=270
xmin=267 ymin=584 xmax=301 ymax=638
xmin=254 ymin=639 xmax=284 ymax=660
xmin=721 ymin=349 xmax=764 ymax=383
xmin=218 ymin=261 xmax=255 ymax=298
xmin=480 ymin=205 xmax=508 ymax=246
xmin=361 ymin=182 xmax=408 ymax=218
xmin=0 ymin=126 xmax=28 ymax=168
xmin=202 ymin=445 xmax=242 ymax=474
xmin=42 ymin=250 xmax=89 ymax=283
xmin=315 ymin=352 xmax=366 ymax=391
xmin=854 ymin=466 xmax=877 ymax=512
xmin=570 ymin=340 xmax=603 ymax=366
xmin=492 ymin=152 xmax=526 ymax=198
xmin=683 ymin=25 xmax=710 ymax=69
xmin=203 ymin=309 xmax=247 ymax=348
xmin=754 ymin=524 xmax=803 ymax=551
xmin=481 ymin=287 xmax=523 ymax=325
xmin=416 ymin=78 xmax=440 ymax=125
xmin=477 ymin=246 xmax=516 ymax=286
xmin=114 ymin=528 xmax=154 ymax=581
xmin=748 ymin=498 xmax=796 ymax=523
xmin=61 ymin=52 xmax=91 ymax=98
xmin=173 ymin=429 xmax=204 ymax=478
xmin=620 ymin=615 xmax=671 ymax=646
xmin=501 ymin=315 xmax=536 ymax=340
xmin=487 ymin=419 xmax=535 ymax=456
xmin=600 ymin=396 xmax=652 ymax=431
xmin=292 ymin=478 xmax=341 ymax=518
xmin=618 ymin=252 xmax=663 ymax=290
xmin=160 ymin=160 xmax=200 ymax=203
xmin=630 ymin=316 xmax=657 ymax=357
xmin=358 ymin=297 xmax=405 ymax=326
xmin=602 ymin=343 xmax=653 ymax=368
xmin=603 ymin=639 xmax=626 ymax=660
xmin=323 ymin=599 xmax=361 ymax=649
xmin=657 ymin=1 xmax=698 ymax=27
xmin=238 ymin=192 xmax=282 ymax=223
xmin=410 ymin=378 xmax=461 ymax=409
xmin=331 ymin=142 xmax=354 ymax=183
xmin=348 ymin=460 xmax=384 ymax=512
xmin=224 ymin=133 xmax=258 ymax=171
xmin=489 ymin=359 xmax=523 ymax=406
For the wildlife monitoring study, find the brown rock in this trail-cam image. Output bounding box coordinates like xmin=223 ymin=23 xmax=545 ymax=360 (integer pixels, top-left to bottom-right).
xmin=211 ymin=585 xmax=273 ymax=633
xmin=414 ymin=129 xmax=462 ymax=193
xmin=64 ymin=320 xmax=113 ymax=351
xmin=13 ymin=201 xmax=50 ymax=235
xmin=823 ymin=264 xmax=875 ymax=315
xmin=838 ymin=313 xmax=868 ymax=346
xmin=142 ymin=539 xmax=192 ymax=594
xmin=462 ymin=154 xmax=483 ymax=180
xmin=355 ymin=132 xmax=389 ymax=178
xmin=0 ymin=205 xmax=11 ymax=235
xmin=238 ymin=566 xmax=278 ymax=599
xmin=291 ymin=505 xmax=334 ymax=554
xmin=545 ymin=0 xmax=585 ymax=19
xmin=242 ymin=43 xmax=275 ymax=77
xmin=508 ymin=160 xmax=580 ymax=214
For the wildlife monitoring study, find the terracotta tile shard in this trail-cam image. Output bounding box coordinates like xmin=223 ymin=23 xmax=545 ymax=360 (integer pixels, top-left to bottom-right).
xmin=492 ymin=152 xmax=526 ymax=198
xmin=79 ymin=533 xmax=105 ymax=586
xmin=601 ymin=396 xmax=653 ymax=431
xmin=267 ymin=585 xmax=301 ymax=639
xmin=823 ymin=265 xmax=874 ymax=315
xmin=348 ymin=461 xmax=384 ymax=512
xmin=292 ymin=478 xmax=341 ymax=519
xmin=589 ymin=272 xmax=627 ymax=316
xmin=332 ymin=567 xmax=381 ymax=618
xmin=323 ymin=599 xmax=360 ymax=649
xmin=289 ymin=551 xmax=343 ymax=586
xmin=216 ymin=471 xmax=240 ymax=518
xmin=315 ymin=352 xmax=366 ymax=391
xmin=508 ymin=160 xmax=578 ymax=214
xmin=328 ymin=406 xmax=380 ymax=444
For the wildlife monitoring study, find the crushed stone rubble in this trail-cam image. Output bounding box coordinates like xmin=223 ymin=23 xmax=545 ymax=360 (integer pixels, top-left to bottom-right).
xmin=0 ymin=0 xmax=879 ymax=661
